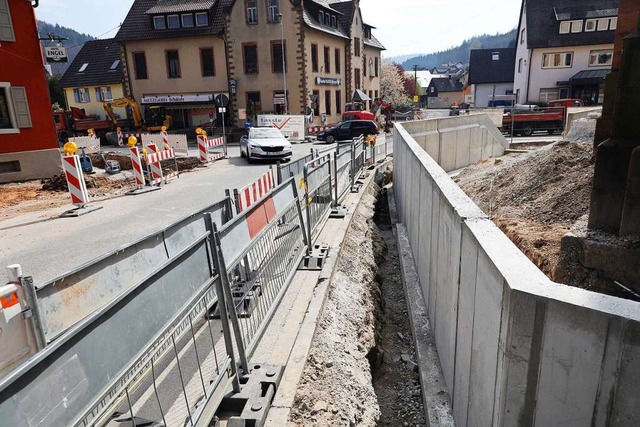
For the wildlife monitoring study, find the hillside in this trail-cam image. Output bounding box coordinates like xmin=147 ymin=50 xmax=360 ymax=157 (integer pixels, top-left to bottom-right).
xmin=37 ymin=21 xmax=94 ymax=76
xmin=401 ymin=30 xmax=517 ymax=70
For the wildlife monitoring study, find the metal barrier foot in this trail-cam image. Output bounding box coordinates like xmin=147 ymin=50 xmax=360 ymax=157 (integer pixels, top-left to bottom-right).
xmin=329 ymin=205 xmax=349 ymax=218
xmin=105 ymin=412 xmax=162 ymax=426
xmin=213 ymin=364 xmax=284 ymax=427
xmin=125 ymin=186 xmax=161 ymax=196
xmin=298 ymin=244 xmax=330 ymax=270
xmin=59 ymin=205 xmax=103 ymax=218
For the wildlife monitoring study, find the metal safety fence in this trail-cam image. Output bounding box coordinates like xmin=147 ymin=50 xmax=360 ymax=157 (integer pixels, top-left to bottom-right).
xmin=276 ymin=153 xmax=314 ymax=185
xmin=334 ymin=146 xmax=353 ymax=204
xmin=302 ymin=154 xmax=333 ymax=242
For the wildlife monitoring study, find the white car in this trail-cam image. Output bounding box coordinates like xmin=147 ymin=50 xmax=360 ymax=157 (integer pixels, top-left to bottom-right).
xmin=240 ymin=127 xmax=293 ymax=163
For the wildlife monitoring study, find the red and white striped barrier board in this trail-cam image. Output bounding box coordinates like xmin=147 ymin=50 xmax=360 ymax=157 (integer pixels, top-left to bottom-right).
xmin=197 ymin=135 xmax=225 ymax=163
xmin=129 ymin=146 xmax=145 ymax=188
xmin=308 ymin=126 xmax=332 ymax=135
xmin=161 ymin=130 xmax=169 ymax=148
xmin=146 ymin=144 xmax=178 ymax=185
xmin=146 ymin=148 xmax=175 ymax=163
xmin=235 ymin=169 xmax=275 ymax=213
xmin=117 ymin=131 xmax=123 ymax=146
xmin=61 ymin=155 xmax=90 ymax=207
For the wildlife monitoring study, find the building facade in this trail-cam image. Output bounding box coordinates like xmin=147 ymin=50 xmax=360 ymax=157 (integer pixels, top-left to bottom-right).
xmin=115 ymin=0 xmax=231 ymax=129
xmin=60 ymin=39 xmax=127 ymax=119
xmin=468 ymin=48 xmax=515 ymax=107
xmin=116 ymin=0 xmax=384 ymax=129
xmin=0 ymin=0 xmax=60 ymax=183
xmin=514 ymin=0 xmax=618 ymax=105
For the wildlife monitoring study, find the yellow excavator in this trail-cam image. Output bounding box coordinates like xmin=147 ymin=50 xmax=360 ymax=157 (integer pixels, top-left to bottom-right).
xmin=103 ymin=97 xmax=172 ymax=132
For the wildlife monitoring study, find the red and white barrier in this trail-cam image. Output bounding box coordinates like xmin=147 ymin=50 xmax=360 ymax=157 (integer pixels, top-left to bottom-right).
xmin=146 ymin=143 xmax=178 ymax=185
xmin=197 ymin=135 xmax=225 ymax=163
xmin=235 ymin=169 xmax=275 ymax=213
xmin=308 ymin=125 xmax=332 ymax=135
xmin=161 ymin=130 xmax=169 ymax=148
xmin=122 ymin=132 xmax=148 ymax=141
xmin=129 ymin=146 xmax=145 ymax=188
xmin=117 ymin=130 xmax=123 ymax=146
xmin=61 ymin=155 xmax=90 ymax=207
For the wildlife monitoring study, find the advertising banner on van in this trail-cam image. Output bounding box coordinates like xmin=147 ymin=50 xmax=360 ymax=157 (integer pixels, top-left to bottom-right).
xmin=257 ymin=115 xmax=306 ymax=141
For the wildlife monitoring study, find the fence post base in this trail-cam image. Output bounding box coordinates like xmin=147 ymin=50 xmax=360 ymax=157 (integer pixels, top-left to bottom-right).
xmin=59 ymin=204 xmax=103 ymax=218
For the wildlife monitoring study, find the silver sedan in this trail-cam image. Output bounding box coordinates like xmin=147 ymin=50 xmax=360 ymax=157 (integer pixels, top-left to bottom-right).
xmin=240 ymin=127 xmax=293 ymax=163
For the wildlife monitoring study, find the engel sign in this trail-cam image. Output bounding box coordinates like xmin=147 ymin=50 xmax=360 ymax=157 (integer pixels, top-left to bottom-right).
xmin=257 ymin=115 xmax=305 ymax=141
xmin=45 ymin=46 xmax=68 ymax=63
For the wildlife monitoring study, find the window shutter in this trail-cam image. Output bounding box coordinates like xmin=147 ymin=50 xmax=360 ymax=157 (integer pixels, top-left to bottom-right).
xmin=74 ymin=88 xmax=80 ymax=102
xmin=10 ymin=87 xmax=32 ymax=128
xmin=0 ymin=0 xmax=15 ymax=42
xmin=106 ymin=86 xmax=112 ymax=100
xmin=95 ymin=87 xmax=101 ymax=102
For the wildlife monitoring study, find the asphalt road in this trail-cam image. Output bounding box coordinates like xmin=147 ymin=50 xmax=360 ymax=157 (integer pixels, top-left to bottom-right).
xmin=0 ymin=142 xmax=335 ymax=285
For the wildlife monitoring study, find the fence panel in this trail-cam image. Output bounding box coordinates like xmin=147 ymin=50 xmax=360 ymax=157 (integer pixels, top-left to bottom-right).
xmin=277 ymin=154 xmax=313 ymax=186
xmin=335 ymin=148 xmax=353 ymax=203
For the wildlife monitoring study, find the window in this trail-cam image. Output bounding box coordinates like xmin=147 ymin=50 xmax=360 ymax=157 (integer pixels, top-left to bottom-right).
xmin=363 ymin=54 xmax=367 ymax=76
xmin=153 ymin=16 xmax=166 ymax=29
xmin=133 ymin=52 xmax=148 ymax=79
xmin=312 ymin=90 xmax=320 ymax=116
xmin=311 ymin=44 xmax=318 ymax=72
xmin=167 ymin=14 xmax=180 ymax=29
xmin=335 ymin=48 xmax=341 ymax=73
xmin=336 ymin=90 xmax=341 ymax=114
xmin=110 ymin=60 xmax=120 ymax=70
xmin=585 ymin=19 xmax=597 ymax=32
xmin=246 ymin=0 xmax=257 ymax=24
xmin=589 ymin=50 xmax=613 ymax=67
xmin=243 ymin=43 xmax=258 ymax=74
xmin=539 ymin=88 xmax=559 ymax=103
xmin=364 ymin=27 xmax=371 ymax=39
xmin=73 ymin=87 xmax=90 ymax=103
xmin=94 ymin=86 xmax=112 ymax=102
xmin=560 ymin=20 xmax=582 ymax=34
xmin=324 ymin=46 xmax=330 ymax=73
xmin=0 ymin=86 xmax=15 ymax=130
xmin=331 ymin=15 xmax=336 ymax=28
xmin=520 ymin=28 xmax=525 ymax=44
xmin=246 ymin=91 xmax=262 ymax=114
xmin=354 ymin=68 xmax=360 ymax=89
xmin=374 ymin=56 xmax=379 ymax=77
xmin=182 ymin=14 xmax=194 ymax=27
xmin=610 ymin=17 xmax=617 ymax=30
xmin=271 ymin=41 xmax=286 ymax=73
xmin=492 ymin=52 xmax=500 ymax=61
xmin=196 ymin=12 xmax=209 ymax=26
xmin=319 ymin=11 xmax=324 ymax=25
xmin=200 ymin=48 xmax=215 ymax=76
xmin=518 ymin=58 xmax=523 ymax=73
xmin=354 ymin=37 xmax=360 ymax=56
xmin=0 ymin=0 xmax=16 ymax=42
xmin=374 ymin=90 xmax=378 ymax=100
xmin=166 ymin=50 xmax=181 ymax=78
xmin=78 ymin=63 xmax=89 ymax=73
xmin=267 ymin=0 xmax=279 ymax=23
xmin=542 ymin=52 xmax=573 ymax=69
xmin=325 ymin=90 xmax=331 ymax=115
xmin=0 ymin=85 xmax=30 ymax=131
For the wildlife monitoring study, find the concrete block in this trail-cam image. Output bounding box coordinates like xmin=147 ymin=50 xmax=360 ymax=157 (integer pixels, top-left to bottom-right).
xmin=467 ymin=249 xmax=505 ymax=427
xmin=433 ymin=202 xmax=462 ymax=392
xmin=454 ymin=127 xmax=472 ymax=170
xmin=534 ymin=300 xmax=608 ymax=426
xmin=453 ymin=224 xmax=480 ymax=425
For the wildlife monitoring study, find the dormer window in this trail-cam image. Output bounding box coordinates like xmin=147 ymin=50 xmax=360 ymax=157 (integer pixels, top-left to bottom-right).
xmin=492 ymin=52 xmax=500 ymax=61
xmin=110 ymin=60 xmax=120 ymax=70
xmin=319 ymin=10 xmax=324 ymax=25
xmin=196 ymin=12 xmax=209 ymax=26
xmin=182 ymin=14 xmax=194 ymax=27
xmin=153 ymin=16 xmax=166 ymax=29
xmin=167 ymin=14 xmax=180 ymax=29
xmin=559 ymin=20 xmax=582 ymax=34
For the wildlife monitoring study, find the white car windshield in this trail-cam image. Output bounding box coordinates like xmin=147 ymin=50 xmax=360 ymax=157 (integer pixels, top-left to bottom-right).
xmin=250 ymin=128 xmax=283 ymax=139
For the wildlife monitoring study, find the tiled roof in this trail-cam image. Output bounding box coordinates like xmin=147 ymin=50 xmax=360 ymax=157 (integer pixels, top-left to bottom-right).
xmin=429 ymin=77 xmax=464 ymax=93
xmin=59 ymin=39 xmax=123 ymax=88
xmin=115 ymin=0 xmax=229 ymax=42
xmin=364 ymin=34 xmax=385 ymax=50
xmin=525 ymin=0 xmax=618 ymax=49
xmin=468 ymin=48 xmax=515 ymax=84
xmin=330 ymin=1 xmax=354 ymax=32
xmin=145 ymin=0 xmax=216 ymax=14
xmin=302 ymin=2 xmax=350 ymax=39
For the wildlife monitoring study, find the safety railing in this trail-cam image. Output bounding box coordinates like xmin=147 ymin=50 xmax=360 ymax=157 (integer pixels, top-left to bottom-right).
xmin=334 ymin=146 xmax=353 ymax=204
xmin=302 ymin=154 xmax=333 ymax=242
xmin=276 ymin=153 xmax=314 ymax=185
xmin=351 ymin=136 xmax=366 ymax=186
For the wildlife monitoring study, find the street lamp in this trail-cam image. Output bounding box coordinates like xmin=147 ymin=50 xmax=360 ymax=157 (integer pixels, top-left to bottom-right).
xmin=278 ymin=12 xmax=288 ymax=114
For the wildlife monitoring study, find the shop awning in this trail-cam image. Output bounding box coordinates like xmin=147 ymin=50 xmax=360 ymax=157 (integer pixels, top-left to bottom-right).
xmin=570 ymin=69 xmax=610 ymax=85
xmin=352 ymin=89 xmax=371 ymax=102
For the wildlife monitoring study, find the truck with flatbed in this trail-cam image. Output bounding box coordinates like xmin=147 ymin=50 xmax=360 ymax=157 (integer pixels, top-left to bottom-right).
xmin=501 ymin=106 xmax=565 ymax=136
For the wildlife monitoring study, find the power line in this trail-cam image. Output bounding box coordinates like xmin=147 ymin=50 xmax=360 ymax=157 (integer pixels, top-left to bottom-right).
xmin=63 ymin=24 xmax=122 ymax=49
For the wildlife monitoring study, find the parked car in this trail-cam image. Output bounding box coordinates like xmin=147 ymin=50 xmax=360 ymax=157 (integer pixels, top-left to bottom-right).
xmin=240 ymin=127 xmax=293 ymax=163
xmin=316 ymin=120 xmax=378 ymax=143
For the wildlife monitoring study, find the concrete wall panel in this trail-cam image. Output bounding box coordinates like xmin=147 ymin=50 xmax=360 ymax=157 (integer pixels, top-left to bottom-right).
xmin=534 ymin=300 xmax=609 ymax=427
xmin=428 ymin=189 xmax=442 ymax=325
xmin=467 ymin=249 xmax=504 ymax=426
xmin=610 ymin=321 xmax=640 ymax=426
xmin=454 ymin=127 xmax=472 ymax=170
xmin=439 ymin=129 xmax=457 ymax=171
xmin=418 ymin=165 xmax=433 ymax=308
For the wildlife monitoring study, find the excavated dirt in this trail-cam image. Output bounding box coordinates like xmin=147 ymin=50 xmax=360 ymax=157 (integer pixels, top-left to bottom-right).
xmin=289 ymin=175 xmax=426 ymax=427
xmin=455 ymin=140 xmax=594 ymax=281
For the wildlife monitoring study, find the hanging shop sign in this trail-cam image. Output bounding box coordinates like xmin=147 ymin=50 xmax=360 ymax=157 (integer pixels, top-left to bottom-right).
xmin=45 ymin=46 xmax=68 ymax=63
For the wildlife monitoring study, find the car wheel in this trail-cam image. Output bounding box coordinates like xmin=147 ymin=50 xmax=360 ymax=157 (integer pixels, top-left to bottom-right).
xmin=522 ymin=126 xmax=533 ymax=137
xmin=326 ymin=135 xmax=335 ymax=144
xmin=240 ymin=146 xmax=246 ymax=158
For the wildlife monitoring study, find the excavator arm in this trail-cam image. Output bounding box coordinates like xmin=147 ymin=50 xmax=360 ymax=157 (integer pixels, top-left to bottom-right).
xmin=103 ymin=97 xmax=145 ymax=128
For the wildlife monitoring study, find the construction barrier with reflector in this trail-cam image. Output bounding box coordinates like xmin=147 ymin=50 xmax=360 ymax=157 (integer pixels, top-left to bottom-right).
xmin=197 ymin=134 xmax=225 ymax=163
xmin=233 ymin=168 xmax=275 ymax=213
xmin=146 ymin=143 xmax=179 ymax=186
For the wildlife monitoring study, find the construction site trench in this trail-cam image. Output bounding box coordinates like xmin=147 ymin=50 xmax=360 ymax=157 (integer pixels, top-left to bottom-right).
xmin=290 ymin=171 xmax=427 ymax=427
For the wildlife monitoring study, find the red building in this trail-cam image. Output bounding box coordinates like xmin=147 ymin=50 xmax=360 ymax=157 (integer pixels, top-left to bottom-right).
xmin=0 ymin=0 xmax=60 ymax=183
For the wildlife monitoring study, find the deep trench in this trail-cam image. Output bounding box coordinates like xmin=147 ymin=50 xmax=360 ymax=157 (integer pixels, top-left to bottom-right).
xmin=370 ymin=181 xmax=427 ymax=427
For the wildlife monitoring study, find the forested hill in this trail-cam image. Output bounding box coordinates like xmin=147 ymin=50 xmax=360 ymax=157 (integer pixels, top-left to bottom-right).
xmin=401 ymin=29 xmax=517 ymax=70
xmin=37 ymin=21 xmax=94 ymax=75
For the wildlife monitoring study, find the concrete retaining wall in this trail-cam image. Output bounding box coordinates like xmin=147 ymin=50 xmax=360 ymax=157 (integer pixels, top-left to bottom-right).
xmin=400 ymin=115 xmax=507 ymax=172
xmin=394 ymin=117 xmax=640 ymax=426
xmin=564 ymin=107 xmax=602 ymax=136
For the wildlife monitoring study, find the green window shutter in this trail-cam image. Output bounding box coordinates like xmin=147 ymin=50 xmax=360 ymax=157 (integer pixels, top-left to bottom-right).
xmin=0 ymin=0 xmax=15 ymax=42
xmin=10 ymin=87 xmax=32 ymax=128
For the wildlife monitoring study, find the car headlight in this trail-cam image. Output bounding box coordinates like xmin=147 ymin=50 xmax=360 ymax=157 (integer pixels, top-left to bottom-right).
xmin=248 ymin=143 xmax=260 ymax=149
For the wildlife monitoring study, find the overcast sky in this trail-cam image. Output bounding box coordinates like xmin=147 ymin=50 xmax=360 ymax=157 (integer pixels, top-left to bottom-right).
xmin=35 ymin=0 xmax=522 ymax=59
